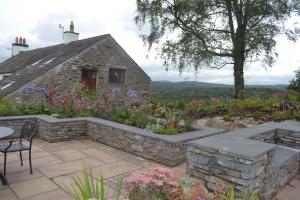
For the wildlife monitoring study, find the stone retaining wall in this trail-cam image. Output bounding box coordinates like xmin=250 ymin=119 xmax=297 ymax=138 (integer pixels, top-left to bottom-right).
xmin=0 ymin=115 xmax=224 ymax=166
xmin=253 ymin=128 xmax=300 ymax=150
xmin=187 ymin=121 xmax=300 ymax=200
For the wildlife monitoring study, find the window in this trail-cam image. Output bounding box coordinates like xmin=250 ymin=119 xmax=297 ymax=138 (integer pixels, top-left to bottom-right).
xmin=0 ymin=73 xmax=12 ymax=81
xmin=81 ymin=69 xmax=97 ymax=90
xmin=109 ymin=68 xmax=125 ymax=84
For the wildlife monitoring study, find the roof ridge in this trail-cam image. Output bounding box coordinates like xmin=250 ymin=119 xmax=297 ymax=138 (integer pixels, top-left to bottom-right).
xmin=15 ymin=34 xmax=111 ymax=55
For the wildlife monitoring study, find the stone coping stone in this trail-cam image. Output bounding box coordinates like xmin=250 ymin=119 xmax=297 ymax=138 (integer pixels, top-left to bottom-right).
xmin=189 ymin=121 xmax=300 ymax=161
xmin=0 ymin=115 xmax=227 ymax=166
xmin=0 ymin=115 xmax=225 ymax=143
xmin=223 ymin=122 xmax=281 ymax=139
xmin=271 ymin=146 xmax=300 ymax=169
xmin=189 ymin=133 xmax=276 ymax=161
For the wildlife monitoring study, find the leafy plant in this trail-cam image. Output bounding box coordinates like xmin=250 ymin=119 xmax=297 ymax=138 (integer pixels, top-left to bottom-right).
xmin=67 ymin=167 xmax=123 ymax=200
xmin=0 ymin=98 xmax=19 ymax=116
xmin=223 ymin=187 xmax=259 ymax=200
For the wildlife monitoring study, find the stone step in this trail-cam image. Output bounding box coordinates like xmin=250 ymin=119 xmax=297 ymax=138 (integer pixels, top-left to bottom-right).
xmin=262 ymin=146 xmax=300 ymax=200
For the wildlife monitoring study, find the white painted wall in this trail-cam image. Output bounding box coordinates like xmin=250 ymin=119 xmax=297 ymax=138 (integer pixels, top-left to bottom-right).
xmin=12 ymin=44 xmax=28 ymax=56
xmin=63 ymin=32 xmax=79 ymax=43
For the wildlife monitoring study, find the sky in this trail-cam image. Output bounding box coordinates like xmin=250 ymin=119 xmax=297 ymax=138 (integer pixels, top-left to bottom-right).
xmin=0 ymin=0 xmax=299 ymax=85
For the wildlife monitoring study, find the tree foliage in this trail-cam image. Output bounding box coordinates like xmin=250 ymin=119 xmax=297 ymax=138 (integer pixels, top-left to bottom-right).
xmin=135 ymin=0 xmax=300 ymax=98
xmin=288 ymin=68 xmax=300 ymax=92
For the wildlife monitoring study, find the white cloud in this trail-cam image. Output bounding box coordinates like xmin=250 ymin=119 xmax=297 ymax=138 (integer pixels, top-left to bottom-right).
xmin=0 ymin=0 xmax=299 ymax=85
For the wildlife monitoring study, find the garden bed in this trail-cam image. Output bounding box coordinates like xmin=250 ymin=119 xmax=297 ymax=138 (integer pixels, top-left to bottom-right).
xmin=0 ymin=115 xmax=225 ymax=166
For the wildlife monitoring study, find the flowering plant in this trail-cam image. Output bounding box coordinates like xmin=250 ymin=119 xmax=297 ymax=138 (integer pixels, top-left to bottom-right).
xmin=126 ymin=166 xmax=181 ymax=200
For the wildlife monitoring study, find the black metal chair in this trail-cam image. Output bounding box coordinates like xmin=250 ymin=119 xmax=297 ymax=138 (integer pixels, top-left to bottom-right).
xmin=0 ymin=120 xmax=38 ymax=176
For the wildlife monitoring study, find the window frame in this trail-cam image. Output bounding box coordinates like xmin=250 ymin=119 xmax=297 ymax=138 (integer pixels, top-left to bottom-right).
xmin=108 ymin=68 xmax=126 ymax=84
xmin=81 ymin=69 xmax=97 ymax=90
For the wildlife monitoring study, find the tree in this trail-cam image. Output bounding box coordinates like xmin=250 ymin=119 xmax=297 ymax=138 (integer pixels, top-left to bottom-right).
xmin=135 ymin=0 xmax=300 ymax=98
xmin=288 ymin=68 xmax=300 ymax=92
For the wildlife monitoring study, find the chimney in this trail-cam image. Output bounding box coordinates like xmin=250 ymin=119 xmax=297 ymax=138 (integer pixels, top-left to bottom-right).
xmin=12 ymin=36 xmax=29 ymax=56
xmin=63 ymin=21 xmax=79 ymax=44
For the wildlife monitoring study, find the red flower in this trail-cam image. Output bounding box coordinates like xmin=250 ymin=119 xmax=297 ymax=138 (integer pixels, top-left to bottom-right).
xmin=57 ymin=98 xmax=70 ymax=106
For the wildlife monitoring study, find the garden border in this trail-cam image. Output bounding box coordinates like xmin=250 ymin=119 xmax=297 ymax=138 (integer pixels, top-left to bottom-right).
xmin=0 ymin=115 xmax=225 ymax=166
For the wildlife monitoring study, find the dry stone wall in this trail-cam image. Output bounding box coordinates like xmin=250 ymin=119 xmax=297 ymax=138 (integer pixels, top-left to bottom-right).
xmin=187 ymin=121 xmax=300 ymax=200
xmin=0 ymin=115 xmax=224 ymax=166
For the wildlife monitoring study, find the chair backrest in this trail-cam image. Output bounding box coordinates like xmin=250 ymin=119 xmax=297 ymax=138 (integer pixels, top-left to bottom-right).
xmin=20 ymin=120 xmax=39 ymax=142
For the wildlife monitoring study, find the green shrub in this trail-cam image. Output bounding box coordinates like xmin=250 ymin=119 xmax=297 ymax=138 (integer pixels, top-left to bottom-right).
xmin=270 ymin=111 xmax=294 ymax=122
xmin=0 ymin=98 xmax=20 ymax=116
xmin=223 ymin=115 xmax=231 ymax=121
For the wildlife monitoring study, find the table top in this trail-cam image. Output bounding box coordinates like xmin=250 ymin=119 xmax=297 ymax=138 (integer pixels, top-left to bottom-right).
xmin=0 ymin=126 xmax=14 ymax=139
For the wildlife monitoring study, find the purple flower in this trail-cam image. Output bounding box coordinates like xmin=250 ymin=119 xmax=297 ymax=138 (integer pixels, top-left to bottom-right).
xmin=38 ymin=87 xmax=48 ymax=97
xmin=22 ymin=85 xmax=35 ymax=95
xmin=196 ymin=197 xmax=205 ymax=200
xmin=112 ymin=87 xmax=121 ymax=94
xmin=127 ymin=89 xmax=137 ymax=98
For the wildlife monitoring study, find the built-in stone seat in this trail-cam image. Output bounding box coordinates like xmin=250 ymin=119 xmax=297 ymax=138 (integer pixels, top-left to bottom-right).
xmin=270 ymin=146 xmax=299 ymax=169
xmin=263 ymin=146 xmax=300 ymax=199
xmin=187 ymin=121 xmax=300 ymax=200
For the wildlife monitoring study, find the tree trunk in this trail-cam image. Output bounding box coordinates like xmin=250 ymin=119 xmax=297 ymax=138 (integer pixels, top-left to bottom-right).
xmin=233 ymin=59 xmax=245 ymax=99
xmin=233 ymin=26 xmax=246 ymax=99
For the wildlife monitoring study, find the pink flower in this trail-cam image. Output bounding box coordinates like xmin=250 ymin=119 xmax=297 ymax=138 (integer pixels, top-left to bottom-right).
xmin=57 ymin=98 xmax=70 ymax=106
xmin=74 ymin=99 xmax=86 ymax=111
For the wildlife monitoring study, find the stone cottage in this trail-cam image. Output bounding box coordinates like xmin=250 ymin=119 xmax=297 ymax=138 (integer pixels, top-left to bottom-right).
xmin=0 ymin=22 xmax=151 ymax=105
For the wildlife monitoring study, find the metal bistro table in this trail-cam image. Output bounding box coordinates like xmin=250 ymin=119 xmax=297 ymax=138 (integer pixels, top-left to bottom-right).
xmin=0 ymin=126 xmax=14 ymax=185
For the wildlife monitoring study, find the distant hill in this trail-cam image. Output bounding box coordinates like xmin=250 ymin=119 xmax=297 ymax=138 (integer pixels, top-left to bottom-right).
xmin=150 ymin=81 xmax=287 ymax=103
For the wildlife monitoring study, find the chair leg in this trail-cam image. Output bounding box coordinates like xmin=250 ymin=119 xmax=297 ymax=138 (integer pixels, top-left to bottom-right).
xmin=29 ymin=150 xmax=33 ymax=174
xmin=4 ymin=153 xmax=7 ymax=176
xmin=20 ymin=151 xmax=23 ymax=166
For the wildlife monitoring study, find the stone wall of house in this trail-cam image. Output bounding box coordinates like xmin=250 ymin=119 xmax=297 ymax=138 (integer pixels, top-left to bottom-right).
xmin=8 ymin=35 xmax=151 ymax=105
xmin=0 ymin=115 xmax=224 ymax=166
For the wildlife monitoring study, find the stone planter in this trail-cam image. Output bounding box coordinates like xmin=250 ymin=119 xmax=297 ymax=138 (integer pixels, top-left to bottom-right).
xmin=0 ymin=115 xmax=225 ymax=166
xmin=187 ymin=121 xmax=300 ymax=200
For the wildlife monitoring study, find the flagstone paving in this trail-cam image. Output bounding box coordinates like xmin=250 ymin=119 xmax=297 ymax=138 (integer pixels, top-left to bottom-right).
xmin=0 ymin=139 xmax=298 ymax=200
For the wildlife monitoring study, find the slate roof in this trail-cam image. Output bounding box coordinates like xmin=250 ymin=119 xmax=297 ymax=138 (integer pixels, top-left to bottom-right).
xmin=0 ymin=34 xmax=110 ymax=96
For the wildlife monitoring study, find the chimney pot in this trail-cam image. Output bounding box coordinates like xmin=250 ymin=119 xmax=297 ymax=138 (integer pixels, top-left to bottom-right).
xmin=70 ymin=21 xmax=74 ymax=32
xmin=12 ymin=36 xmax=29 ymax=56
xmin=63 ymin=21 xmax=79 ymax=43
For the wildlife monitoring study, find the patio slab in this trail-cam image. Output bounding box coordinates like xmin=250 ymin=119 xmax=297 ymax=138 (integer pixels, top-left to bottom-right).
xmin=6 ymin=169 xmax=44 ymax=184
xmin=51 ymin=149 xmax=87 ymax=162
xmin=81 ymin=148 xmax=122 ymax=164
xmin=38 ymin=158 xmax=104 ymax=178
xmin=10 ymin=177 xmax=58 ymax=198
xmin=91 ymin=160 xmax=142 ymax=179
xmin=18 ymin=189 xmax=72 ymax=200
xmin=0 ymin=188 xmax=18 ymax=200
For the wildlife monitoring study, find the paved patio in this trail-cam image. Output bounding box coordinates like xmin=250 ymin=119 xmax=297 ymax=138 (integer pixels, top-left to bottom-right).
xmin=0 ymin=139 xmax=298 ymax=200
xmin=0 ymin=139 xmax=186 ymax=200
